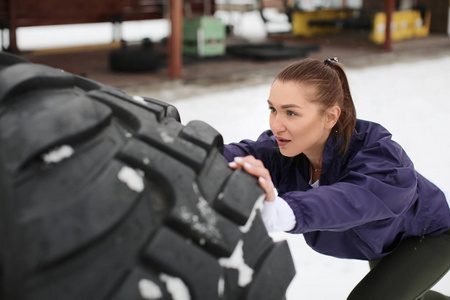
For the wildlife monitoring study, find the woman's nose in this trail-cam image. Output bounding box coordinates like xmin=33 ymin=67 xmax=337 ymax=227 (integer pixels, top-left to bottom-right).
xmin=270 ymin=115 xmax=285 ymax=134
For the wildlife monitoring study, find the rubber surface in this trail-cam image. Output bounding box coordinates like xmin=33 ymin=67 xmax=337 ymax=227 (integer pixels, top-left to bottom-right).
xmin=0 ymin=53 xmax=296 ymax=300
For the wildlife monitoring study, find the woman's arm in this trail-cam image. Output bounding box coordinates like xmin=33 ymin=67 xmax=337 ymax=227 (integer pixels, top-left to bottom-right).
xmin=284 ymin=138 xmax=420 ymax=234
xmin=223 ymin=130 xmax=276 ymax=162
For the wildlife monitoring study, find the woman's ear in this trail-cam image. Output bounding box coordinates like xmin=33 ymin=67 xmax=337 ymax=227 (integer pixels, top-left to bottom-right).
xmin=324 ymin=105 xmax=341 ymax=129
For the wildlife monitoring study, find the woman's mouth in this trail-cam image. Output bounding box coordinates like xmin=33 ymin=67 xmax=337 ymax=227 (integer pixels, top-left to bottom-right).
xmin=275 ymin=136 xmax=291 ymax=147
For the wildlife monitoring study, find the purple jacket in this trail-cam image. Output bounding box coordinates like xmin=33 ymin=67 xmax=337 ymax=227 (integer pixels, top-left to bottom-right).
xmin=224 ymin=119 xmax=450 ymax=260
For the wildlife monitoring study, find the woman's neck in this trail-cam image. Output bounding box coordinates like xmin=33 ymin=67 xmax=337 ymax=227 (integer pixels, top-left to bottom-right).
xmin=305 ymin=145 xmax=324 ymax=172
xmin=305 ymin=145 xmax=325 ymax=183
xmin=306 ymin=152 xmax=323 ymax=184
xmin=305 ymin=130 xmax=330 ymax=174
xmin=309 ymin=158 xmax=322 ymax=172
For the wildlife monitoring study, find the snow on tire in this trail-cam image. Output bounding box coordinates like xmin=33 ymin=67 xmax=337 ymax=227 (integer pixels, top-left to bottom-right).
xmin=0 ymin=53 xmax=296 ymax=300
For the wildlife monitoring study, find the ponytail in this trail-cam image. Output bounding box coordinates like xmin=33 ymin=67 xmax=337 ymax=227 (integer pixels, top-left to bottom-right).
xmin=326 ymin=59 xmax=357 ymax=155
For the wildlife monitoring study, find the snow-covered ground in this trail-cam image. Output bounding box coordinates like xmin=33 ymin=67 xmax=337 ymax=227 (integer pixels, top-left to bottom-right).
xmin=6 ymin=13 xmax=450 ymax=299
xmin=172 ymin=56 xmax=450 ymax=299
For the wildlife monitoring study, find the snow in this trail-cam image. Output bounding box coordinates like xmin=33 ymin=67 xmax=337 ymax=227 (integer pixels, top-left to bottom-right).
xmin=218 ymin=240 xmax=254 ymax=287
xmin=13 ymin=20 xmax=169 ymax=51
xmin=177 ymin=183 xmax=222 ymax=243
xmin=172 ymin=55 xmax=450 ymax=299
xmin=132 ymin=95 xmax=148 ymax=106
xmin=158 ymin=130 xmax=175 ymax=144
xmin=117 ymin=166 xmax=145 ymax=193
xmin=218 ymin=276 xmax=225 ymax=297
xmin=138 ymin=278 xmax=163 ymax=300
xmin=238 ymin=193 xmax=265 ymax=233
xmin=159 ymin=274 xmax=191 ymax=300
xmin=41 ymin=145 xmax=74 ymax=164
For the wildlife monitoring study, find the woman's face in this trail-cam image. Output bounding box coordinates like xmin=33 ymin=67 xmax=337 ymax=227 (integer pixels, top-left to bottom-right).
xmin=268 ymin=80 xmax=332 ymax=158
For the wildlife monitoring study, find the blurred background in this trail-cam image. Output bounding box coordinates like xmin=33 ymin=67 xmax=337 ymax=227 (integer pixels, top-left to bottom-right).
xmin=1 ymin=0 xmax=450 ymax=299
xmin=1 ymin=0 xmax=449 ymax=92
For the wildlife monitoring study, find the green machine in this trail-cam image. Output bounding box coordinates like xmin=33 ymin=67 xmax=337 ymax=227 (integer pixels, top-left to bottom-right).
xmin=183 ymin=16 xmax=226 ymax=57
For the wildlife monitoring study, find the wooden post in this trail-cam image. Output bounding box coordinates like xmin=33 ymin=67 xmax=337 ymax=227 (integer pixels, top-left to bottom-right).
xmin=384 ymin=0 xmax=395 ymax=52
xmin=169 ymin=0 xmax=183 ymax=79
xmin=8 ymin=0 xmax=19 ymax=53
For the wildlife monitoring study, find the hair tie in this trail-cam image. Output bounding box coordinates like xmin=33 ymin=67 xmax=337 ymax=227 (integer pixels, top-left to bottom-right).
xmin=324 ymin=57 xmax=338 ymax=66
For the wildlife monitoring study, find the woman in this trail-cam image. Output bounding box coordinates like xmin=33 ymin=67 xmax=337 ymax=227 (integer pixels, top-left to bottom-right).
xmin=224 ymin=58 xmax=450 ymax=299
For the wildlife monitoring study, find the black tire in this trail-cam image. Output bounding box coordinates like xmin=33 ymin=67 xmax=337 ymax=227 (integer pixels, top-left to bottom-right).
xmin=109 ymin=39 xmax=162 ymax=73
xmin=0 ymin=53 xmax=296 ymax=300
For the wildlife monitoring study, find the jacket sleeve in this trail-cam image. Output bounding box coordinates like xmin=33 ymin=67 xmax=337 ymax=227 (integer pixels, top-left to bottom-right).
xmin=223 ymin=130 xmax=276 ymax=162
xmin=284 ymin=136 xmax=420 ymax=234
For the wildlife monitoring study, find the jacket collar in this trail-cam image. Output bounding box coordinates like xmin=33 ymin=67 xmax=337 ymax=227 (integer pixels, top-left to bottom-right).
xmin=319 ymin=126 xmax=365 ymax=185
xmin=318 ymin=131 xmax=341 ymax=185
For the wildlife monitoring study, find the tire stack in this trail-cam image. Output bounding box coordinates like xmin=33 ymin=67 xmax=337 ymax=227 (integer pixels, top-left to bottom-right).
xmin=0 ymin=52 xmax=296 ymax=300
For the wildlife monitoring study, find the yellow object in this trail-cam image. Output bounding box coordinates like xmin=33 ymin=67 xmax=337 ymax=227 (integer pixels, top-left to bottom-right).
xmin=369 ymin=9 xmax=430 ymax=44
xmin=291 ymin=9 xmax=356 ymax=37
xmin=413 ymin=10 xmax=431 ymax=38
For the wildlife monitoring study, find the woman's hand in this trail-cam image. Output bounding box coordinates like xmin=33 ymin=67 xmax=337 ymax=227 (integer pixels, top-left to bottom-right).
xmin=228 ymin=156 xmax=276 ymax=202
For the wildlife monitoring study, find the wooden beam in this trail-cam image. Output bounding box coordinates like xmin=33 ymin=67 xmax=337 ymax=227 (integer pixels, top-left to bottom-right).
xmin=384 ymin=0 xmax=395 ymax=52
xmin=8 ymin=0 xmax=19 ymax=53
xmin=169 ymin=0 xmax=183 ymax=79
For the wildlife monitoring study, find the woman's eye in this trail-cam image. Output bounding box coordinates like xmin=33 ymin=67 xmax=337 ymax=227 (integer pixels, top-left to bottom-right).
xmin=287 ymin=110 xmax=297 ymax=117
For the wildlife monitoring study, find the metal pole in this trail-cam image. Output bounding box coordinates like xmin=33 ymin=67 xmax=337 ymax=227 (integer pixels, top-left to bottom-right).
xmin=169 ymin=0 xmax=183 ymax=79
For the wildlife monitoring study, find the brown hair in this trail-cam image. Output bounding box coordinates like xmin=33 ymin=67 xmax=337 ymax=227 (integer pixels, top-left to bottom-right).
xmin=274 ymin=58 xmax=357 ymax=155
